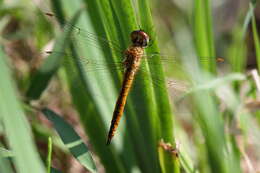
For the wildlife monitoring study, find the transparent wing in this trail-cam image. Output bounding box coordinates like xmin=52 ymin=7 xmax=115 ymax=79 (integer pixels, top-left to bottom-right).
xmin=44 ymin=49 xmax=223 ymax=96
xmin=45 ymin=50 xmax=125 ymax=75
xmin=133 ymin=53 xmax=225 ymax=99
xmin=43 ymin=12 xmax=224 ymax=73
xmin=42 ymin=12 xmax=224 ymax=98
xmin=143 ymin=52 xmax=224 ymax=66
xmin=44 ymin=12 xmax=124 ymax=59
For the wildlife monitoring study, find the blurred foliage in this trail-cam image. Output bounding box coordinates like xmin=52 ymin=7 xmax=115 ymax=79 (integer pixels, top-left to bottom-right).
xmin=0 ymin=0 xmax=260 ymax=173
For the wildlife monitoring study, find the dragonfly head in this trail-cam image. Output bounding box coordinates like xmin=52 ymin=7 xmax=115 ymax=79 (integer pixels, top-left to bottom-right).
xmin=130 ymin=30 xmax=150 ymax=48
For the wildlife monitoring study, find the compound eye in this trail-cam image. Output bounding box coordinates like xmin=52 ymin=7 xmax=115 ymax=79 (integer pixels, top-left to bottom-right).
xmin=130 ymin=30 xmax=150 ymax=47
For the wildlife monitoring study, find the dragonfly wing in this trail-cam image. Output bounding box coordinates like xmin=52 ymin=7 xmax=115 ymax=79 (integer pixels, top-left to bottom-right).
xmin=143 ymin=52 xmax=225 ymax=67
xmin=129 ymin=57 xmax=192 ymax=101
xmin=44 ymin=47 xmax=126 ymax=98
xmin=142 ymin=64 xmax=189 ymax=87
xmin=43 ymin=12 xmax=125 ymax=60
xmin=41 ymin=12 xmax=134 ymax=99
xmin=141 ymin=52 xmax=225 ymax=85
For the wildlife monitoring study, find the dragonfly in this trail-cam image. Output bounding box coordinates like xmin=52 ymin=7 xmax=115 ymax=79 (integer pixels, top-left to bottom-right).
xmin=43 ymin=12 xmax=224 ymax=145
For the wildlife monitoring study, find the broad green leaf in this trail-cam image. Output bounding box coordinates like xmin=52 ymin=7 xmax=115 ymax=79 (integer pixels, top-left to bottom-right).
xmin=41 ymin=108 xmax=97 ymax=173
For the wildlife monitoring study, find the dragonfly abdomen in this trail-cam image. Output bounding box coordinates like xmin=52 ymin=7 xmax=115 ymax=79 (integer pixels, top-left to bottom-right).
xmin=106 ymin=46 xmax=144 ymax=145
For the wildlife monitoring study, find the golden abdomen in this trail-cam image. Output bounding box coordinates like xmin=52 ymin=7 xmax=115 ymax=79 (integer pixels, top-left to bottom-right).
xmin=106 ymin=46 xmax=144 ymax=145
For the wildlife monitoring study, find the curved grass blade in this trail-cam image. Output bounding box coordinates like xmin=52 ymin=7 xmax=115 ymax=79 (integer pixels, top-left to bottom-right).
xmin=41 ymin=108 xmax=97 ymax=173
xmin=0 ymin=47 xmax=45 ymax=173
xmin=26 ymin=9 xmax=82 ymax=100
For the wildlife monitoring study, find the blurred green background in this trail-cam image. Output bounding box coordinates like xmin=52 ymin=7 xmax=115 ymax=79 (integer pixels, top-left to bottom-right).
xmin=0 ymin=0 xmax=260 ymax=172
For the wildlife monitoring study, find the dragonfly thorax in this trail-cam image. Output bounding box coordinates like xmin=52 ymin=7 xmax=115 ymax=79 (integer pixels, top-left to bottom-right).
xmin=130 ymin=30 xmax=149 ymax=48
xmin=124 ymin=46 xmax=144 ymax=69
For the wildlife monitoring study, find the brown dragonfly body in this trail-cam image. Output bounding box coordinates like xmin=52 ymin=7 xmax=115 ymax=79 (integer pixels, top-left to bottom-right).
xmin=106 ymin=30 xmax=150 ymax=145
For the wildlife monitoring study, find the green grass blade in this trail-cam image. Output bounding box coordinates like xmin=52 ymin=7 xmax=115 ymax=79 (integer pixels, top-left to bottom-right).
xmin=0 ymin=147 xmax=14 ymax=158
xmin=47 ymin=137 xmax=53 ymax=173
xmin=138 ymin=0 xmax=174 ymax=143
xmin=137 ymin=0 xmax=179 ymax=172
xmin=158 ymin=141 xmax=180 ymax=173
xmin=0 ymin=47 xmax=45 ymax=173
xmin=242 ymin=0 xmax=257 ymax=36
xmin=0 ymin=147 xmax=13 ymax=173
xmin=251 ymin=4 xmax=260 ymax=71
xmin=138 ymin=0 xmax=180 ymax=172
xmin=0 ymin=147 xmax=57 ymax=173
xmin=0 ymin=159 xmax=12 ymax=173
xmin=226 ymin=1 xmax=253 ymax=73
xmin=183 ymin=74 xmax=242 ymax=173
xmin=41 ymin=108 xmax=97 ymax=173
xmin=194 ymin=92 xmax=228 ymax=173
xmin=193 ymin=0 xmax=216 ymax=73
xmin=227 ymin=29 xmax=247 ymax=73
xmin=26 ymin=9 xmax=82 ymax=100
xmin=63 ymin=58 xmax=126 ymax=172
xmin=192 ymin=2 xmax=243 ymax=172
